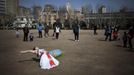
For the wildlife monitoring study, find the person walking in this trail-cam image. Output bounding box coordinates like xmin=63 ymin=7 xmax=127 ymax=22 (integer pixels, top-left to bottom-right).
xmin=44 ymin=24 xmax=49 ymax=38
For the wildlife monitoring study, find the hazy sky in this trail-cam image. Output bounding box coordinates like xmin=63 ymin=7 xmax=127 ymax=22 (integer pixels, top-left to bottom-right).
xmin=19 ymin=0 xmax=134 ymax=11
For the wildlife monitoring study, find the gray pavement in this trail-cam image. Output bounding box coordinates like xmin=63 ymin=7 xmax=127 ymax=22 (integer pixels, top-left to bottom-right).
xmin=0 ymin=30 xmax=134 ymax=75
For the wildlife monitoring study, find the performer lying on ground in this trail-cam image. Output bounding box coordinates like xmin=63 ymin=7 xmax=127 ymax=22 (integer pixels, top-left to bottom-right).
xmin=20 ymin=47 xmax=60 ymax=70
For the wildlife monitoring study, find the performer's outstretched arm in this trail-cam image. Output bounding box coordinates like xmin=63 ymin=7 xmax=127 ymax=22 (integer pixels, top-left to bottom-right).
xmin=20 ymin=50 xmax=36 ymax=54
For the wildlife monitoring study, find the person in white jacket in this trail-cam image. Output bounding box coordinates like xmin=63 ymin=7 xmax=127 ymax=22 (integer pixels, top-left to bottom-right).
xmin=55 ymin=25 xmax=61 ymax=39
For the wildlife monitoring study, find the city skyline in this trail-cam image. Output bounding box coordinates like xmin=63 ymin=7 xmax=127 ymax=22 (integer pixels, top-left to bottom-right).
xmin=20 ymin=0 xmax=134 ymax=12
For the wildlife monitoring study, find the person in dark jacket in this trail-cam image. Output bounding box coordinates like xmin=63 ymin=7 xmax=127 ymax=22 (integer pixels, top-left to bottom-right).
xmin=128 ymin=26 xmax=134 ymax=49
xmin=72 ymin=20 xmax=80 ymax=41
xmin=52 ymin=22 xmax=56 ymax=37
xmin=122 ymin=32 xmax=128 ymax=47
xmin=23 ymin=25 xmax=29 ymax=41
xmin=44 ymin=23 xmax=49 ymax=38
xmin=44 ymin=25 xmax=49 ymax=38
xmin=93 ymin=25 xmax=97 ymax=35
xmin=105 ymin=25 xmax=112 ymax=41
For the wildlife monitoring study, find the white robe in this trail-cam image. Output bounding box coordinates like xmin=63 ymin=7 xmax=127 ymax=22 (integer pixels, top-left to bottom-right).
xmin=38 ymin=49 xmax=59 ymax=69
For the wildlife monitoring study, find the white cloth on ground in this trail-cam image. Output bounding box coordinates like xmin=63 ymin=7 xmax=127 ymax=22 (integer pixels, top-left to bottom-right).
xmin=37 ymin=49 xmax=59 ymax=69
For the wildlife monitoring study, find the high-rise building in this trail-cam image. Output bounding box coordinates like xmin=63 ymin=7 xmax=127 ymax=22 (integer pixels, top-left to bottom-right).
xmin=0 ymin=0 xmax=19 ymax=28
xmin=0 ymin=0 xmax=6 ymax=28
xmin=98 ymin=5 xmax=107 ymax=13
xmin=0 ymin=0 xmax=19 ymax=16
xmin=0 ymin=0 xmax=19 ymax=17
xmin=6 ymin=0 xmax=19 ymax=16
xmin=0 ymin=0 xmax=6 ymax=15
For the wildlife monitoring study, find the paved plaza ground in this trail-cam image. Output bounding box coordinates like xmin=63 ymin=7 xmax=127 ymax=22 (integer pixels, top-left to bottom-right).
xmin=0 ymin=30 xmax=134 ymax=75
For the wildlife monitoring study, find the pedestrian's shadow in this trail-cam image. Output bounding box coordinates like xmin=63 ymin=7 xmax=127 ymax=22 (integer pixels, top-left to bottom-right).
xmin=32 ymin=58 xmax=40 ymax=62
xmin=36 ymin=36 xmax=43 ymax=38
xmin=126 ymin=49 xmax=134 ymax=52
xmin=52 ymin=38 xmax=56 ymax=40
xmin=18 ymin=58 xmax=40 ymax=63
xmin=115 ymin=44 xmax=134 ymax=52
xmin=68 ymin=39 xmax=75 ymax=41
xmin=115 ymin=44 xmax=123 ymax=47
xmin=98 ymin=39 xmax=116 ymax=42
xmin=36 ymin=36 xmax=39 ymax=38
xmin=98 ymin=39 xmax=105 ymax=41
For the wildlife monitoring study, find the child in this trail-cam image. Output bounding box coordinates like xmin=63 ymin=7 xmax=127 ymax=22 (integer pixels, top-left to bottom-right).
xmin=122 ymin=32 xmax=128 ymax=47
xmin=113 ymin=29 xmax=118 ymax=40
xmin=20 ymin=47 xmax=60 ymax=70
xmin=16 ymin=29 xmax=20 ymax=38
xmin=29 ymin=33 xmax=34 ymax=41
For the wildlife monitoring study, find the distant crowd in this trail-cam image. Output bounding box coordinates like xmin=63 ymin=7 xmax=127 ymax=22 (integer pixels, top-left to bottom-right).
xmin=15 ymin=19 xmax=134 ymax=50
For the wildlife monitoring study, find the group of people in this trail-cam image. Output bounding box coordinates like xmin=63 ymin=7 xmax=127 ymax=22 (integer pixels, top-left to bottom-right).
xmin=122 ymin=26 xmax=134 ymax=49
xmin=37 ymin=19 xmax=80 ymax=41
xmin=37 ymin=22 xmax=51 ymax=38
xmin=15 ymin=18 xmax=81 ymax=42
xmin=19 ymin=19 xmax=81 ymax=70
xmin=104 ymin=25 xmax=120 ymax=41
xmin=19 ymin=22 xmax=51 ymax=42
xmin=37 ymin=19 xmax=63 ymax=40
xmin=104 ymin=25 xmax=134 ymax=49
xmin=17 ymin=20 xmax=133 ymax=49
xmin=19 ymin=21 xmax=134 ymax=70
xmin=36 ymin=19 xmax=80 ymax=41
xmin=19 ymin=19 xmax=62 ymax=42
